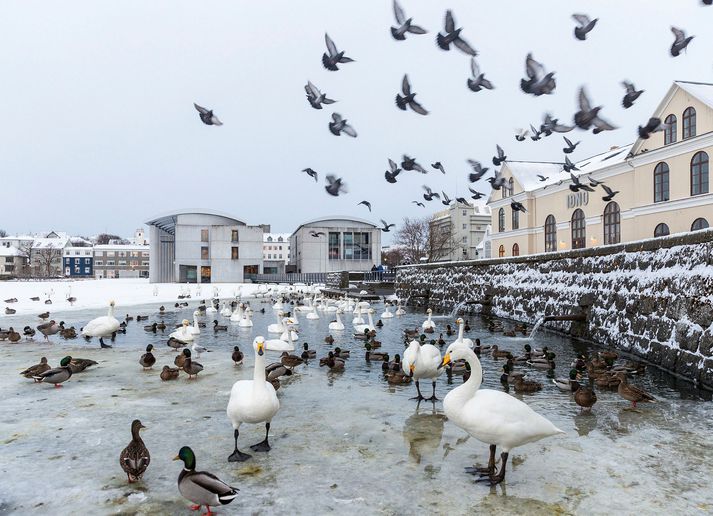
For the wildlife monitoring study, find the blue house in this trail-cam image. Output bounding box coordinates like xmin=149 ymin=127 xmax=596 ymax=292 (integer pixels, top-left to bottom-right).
xmin=63 ymin=247 xmax=94 ymax=277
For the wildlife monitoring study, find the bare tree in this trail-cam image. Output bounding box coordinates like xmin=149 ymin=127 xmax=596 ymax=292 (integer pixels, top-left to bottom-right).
xmin=33 ymin=247 xmax=63 ymax=277
xmin=427 ymin=221 xmax=458 ymax=262
xmin=393 ymin=217 xmax=429 ymax=264
xmin=0 ymin=229 xmax=7 ymax=238
xmin=95 ymin=233 xmax=126 ymax=245
xmin=381 ymin=247 xmax=405 ymax=267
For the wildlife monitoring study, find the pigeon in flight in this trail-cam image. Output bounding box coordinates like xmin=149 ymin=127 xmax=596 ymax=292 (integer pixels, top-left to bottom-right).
xmin=588 ymin=177 xmax=605 ymax=187
xmin=638 ymin=117 xmax=669 ymax=139
xmin=537 ymin=175 xmax=549 ymax=182
xmin=385 ymin=159 xmax=402 ymax=183
xmin=530 ymin=125 xmax=543 ymax=141
xmin=704 ymin=0 xmax=712 ymax=5
xmin=572 ymin=14 xmax=598 ymax=41
xmin=431 ymin=162 xmax=446 ymax=174
xmin=304 ymin=81 xmax=336 ymax=110
xmin=455 ymin=197 xmax=471 ymax=206
xmin=358 ymin=200 xmax=372 ymax=212
xmin=492 ymin=145 xmax=507 ymax=166
xmin=412 ymin=200 xmax=426 ymax=207
xmin=302 ymin=168 xmax=318 ymax=182
xmin=309 ymin=231 xmax=326 ymax=237
xmin=670 ymin=27 xmax=694 ymax=57
xmin=541 ymin=113 xmax=574 ymax=135
xmin=380 ymin=220 xmax=396 ymax=232
xmin=520 ymin=54 xmax=556 ymax=96
xmin=402 ymin=155 xmax=427 ymax=173
xmin=563 ymin=156 xmax=579 ymax=173
xmin=441 ymin=192 xmax=453 ymax=206
xmin=322 ymin=33 xmax=355 ymax=71
xmin=568 ymin=172 xmax=594 ymax=193
xmin=194 ymin=103 xmax=223 ymax=126
xmin=515 ymin=128 xmax=529 ymax=142
xmin=574 ymin=87 xmax=617 ymax=134
xmin=328 ymin=113 xmax=357 ymax=137
xmin=422 ymin=185 xmax=440 ymax=201
xmin=469 ymin=187 xmax=485 ymax=200
xmin=467 ymin=160 xmax=489 ymax=182
xmin=436 ymin=10 xmax=477 ymax=56
xmin=601 ymin=184 xmax=619 ymax=201
xmin=487 ymin=175 xmax=506 ymax=190
xmin=325 ymin=175 xmax=347 ymax=196
xmin=391 ymin=0 xmax=427 ymax=40
xmin=467 ymin=58 xmax=494 ymax=92
xmin=621 ymin=81 xmax=644 ymax=109
xmin=396 ymin=75 xmax=429 ymax=115
xmin=511 ymin=200 xmax=527 ymax=213
xmin=563 ymin=136 xmax=580 ymax=154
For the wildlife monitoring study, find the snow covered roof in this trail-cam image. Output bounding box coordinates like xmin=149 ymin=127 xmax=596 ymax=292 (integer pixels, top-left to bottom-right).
xmin=93 ymin=244 xmax=149 ymax=251
xmin=0 ymin=246 xmax=23 ymax=257
xmin=675 ymin=80 xmax=713 ymax=110
xmin=264 ymin=233 xmax=291 ymax=243
xmin=31 ymin=237 xmax=69 ymax=250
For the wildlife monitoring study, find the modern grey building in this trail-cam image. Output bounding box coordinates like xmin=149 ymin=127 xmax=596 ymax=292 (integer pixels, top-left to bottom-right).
xmin=429 ymin=203 xmax=491 ymax=261
xmin=289 ymin=216 xmax=382 ymax=273
xmin=146 ymin=209 xmax=263 ymax=283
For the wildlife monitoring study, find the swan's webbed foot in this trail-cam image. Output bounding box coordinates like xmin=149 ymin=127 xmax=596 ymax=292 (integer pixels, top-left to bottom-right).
xmin=427 ymin=395 xmax=439 ymax=402
xmin=465 ymin=465 xmax=494 ymax=476
xmin=250 ymin=439 xmax=271 ymax=452
xmin=228 ymin=449 xmax=251 ymax=462
xmin=410 ymin=395 xmax=425 ymax=401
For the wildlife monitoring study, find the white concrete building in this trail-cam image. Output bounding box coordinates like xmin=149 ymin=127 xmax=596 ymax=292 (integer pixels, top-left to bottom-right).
xmin=429 ymin=203 xmax=491 ymax=261
xmin=0 ymin=246 xmax=27 ymax=277
xmin=146 ymin=209 xmax=264 ymax=283
xmin=289 ymin=216 xmax=381 ymax=273
xmin=263 ymin=233 xmax=290 ymax=274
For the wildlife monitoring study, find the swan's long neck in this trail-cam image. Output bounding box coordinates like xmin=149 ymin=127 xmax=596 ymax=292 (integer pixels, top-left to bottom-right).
xmin=336 ymin=312 xmax=342 ymax=324
xmin=368 ymin=311 xmax=374 ymax=327
xmin=253 ymin=351 xmax=266 ymax=384
xmin=461 ymin=348 xmax=483 ymax=393
xmin=457 ymin=322 xmax=464 ymax=341
xmin=108 ymin=304 xmax=115 ymax=318
xmin=427 ymin=312 xmax=432 ymax=323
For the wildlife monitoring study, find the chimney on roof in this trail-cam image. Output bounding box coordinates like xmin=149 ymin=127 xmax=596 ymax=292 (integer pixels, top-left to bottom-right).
xmin=609 ymin=146 xmax=618 ymax=150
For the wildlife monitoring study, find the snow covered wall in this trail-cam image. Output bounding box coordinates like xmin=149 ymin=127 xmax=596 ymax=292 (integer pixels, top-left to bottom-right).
xmin=396 ymin=229 xmax=713 ymax=390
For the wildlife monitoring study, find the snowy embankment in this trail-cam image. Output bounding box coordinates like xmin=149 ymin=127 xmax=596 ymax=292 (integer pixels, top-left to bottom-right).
xmin=0 ymin=279 xmax=295 ymax=319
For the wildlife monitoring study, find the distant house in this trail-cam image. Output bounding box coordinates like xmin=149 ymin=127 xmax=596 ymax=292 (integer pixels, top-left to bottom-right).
xmin=63 ymin=247 xmax=94 ymax=278
xmin=263 ymin=233 xmax=291 ymax=274
xmin=30 ymin=235 xmax=70 ymax=277
xmin=0 ymin=246 xmax=28 ymax=278
xmin=93 ymin=244 xmax=150 ymax=279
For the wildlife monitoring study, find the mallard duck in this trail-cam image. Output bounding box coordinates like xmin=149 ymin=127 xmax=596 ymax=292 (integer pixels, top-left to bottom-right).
xmin=490 ymin=345 xmax=512 ymax=359
xmin=140 ymin=344 xmax=156 ymax=369
xmin=553 ymin=369 xmax=580 ymax=391
xmin=404 ymin=327 xmax=419 ymax=339
xmin=4 ymin=297 xmax=17 ymax=303
xmin=213 ymin=320 xmax=228 ymax=332
xmin=367 ymin=338 xmax=382 ymax=348
xmin=382 ymin=354 xmax=401 ymax=373
xmin=161 ymin=365 xmax=180 ymax=381
xmin=572 ymin=379 xmax=598 ymax=412
xmin=8 ymin=328 xmax=21 ymax=342
xmin=594 ymin=372 xmax=620 ymax=390
xmin=30 ymin=296 xmax=40 ymax=301
xmin=125 ymin=315 xmax=134 ymax=322
xmin=513 ymin=376 xmax=543 ymax=393
xmin=60 ymin=326 xmax=77 ymax=339
xmin=231 ymin=346 xmax=244 ymax=366
xmin=174 ymin=351 xmax=187 ymax=369
xmin=320 ymin=351 xmax=345 ymax=372
xmin=375 ymin=319 xmax=384 ymax=328
xmin=528 ymin=352 xmax=556 ymax=369
xmin=615 ymin=372 xmax=656 ymax=408
xmin=571 ymin=354 xmax=587 ymax=372
xmin=280 ymin=351 xmax=304 ymax=369
xmin=144 ymin=322 xmax=158 ymax=333
xmin=34 ymin=356 xmax=73 ymax=387
xmin=503 ymin=330 xmax=516 ymax=337
xmin=120 ymin=419 xmax=150 ymax=483
xmin=5 ymin=307 xmax=16 ymax=315
xmin=38 ymin=312 xmax=50 ymax=320
xmin=333 ymin=347 xmax=350 ymax=359
xmin=474 ymin=338 xmax=491 ymax=352
xmin=136 ymin=315 xmax=149 ymax=322
xmin=23 ymin=326 xmax=36 ymax=339
xmin=600 ymin=350 xmax=619 ymax=362
xmin=437 ymin=334 xmax=446 ymax=346
xmin=386 ymin=370 xmax=412 ymax=385
xmin=300 ymin=343 xmax=316 ymax=360
xmin=445 ymin=325 xmax=455 ymax=337
xmin=69 ymin=358 xmax=98 ymax=373
xmin=463 ymin=320 xmax=471 ymax=332
xmin=324 ymin=335 xmax=334 ymax=345
xmin=156 ymin=321 xmax=167 ymax=331
xmin=266 ymin=363 xmax=293 ymax=382
xmin=37 ymin=320 xmax=60 ymax=341
xmin=167 ymin=337 xmax=186 ymax=350
xmin=159 ymin=306 xmax=166 ymax=313
xmin=20 ymin=357 xmax=51 ymax=380
xmin=174 ymin=446 xmax=238 ymax=514
xmin=365 ymin=343 xmax=388 ymax=362
xmin=182 ymin=349 xmax=203 ymax=379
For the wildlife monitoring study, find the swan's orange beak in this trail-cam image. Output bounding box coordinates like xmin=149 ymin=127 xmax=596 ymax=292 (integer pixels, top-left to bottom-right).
xmin=408 ymin=364 xmax=415 ymax=377
xmin=440 ymin=353 xmax=451 ymax=369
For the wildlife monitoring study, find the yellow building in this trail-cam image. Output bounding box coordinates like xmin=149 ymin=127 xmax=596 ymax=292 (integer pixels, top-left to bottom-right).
xmin=488 ymin=81 xmax=712 ymax=257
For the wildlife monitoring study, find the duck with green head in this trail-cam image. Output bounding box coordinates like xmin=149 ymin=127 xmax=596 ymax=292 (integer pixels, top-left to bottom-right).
xmin=174 ymin=446 xmax=238 ymax=515
xmin=139 ymin=344 xmax=156 ymax=369
xmin=34 ymin=356 xmax=73 ymax=387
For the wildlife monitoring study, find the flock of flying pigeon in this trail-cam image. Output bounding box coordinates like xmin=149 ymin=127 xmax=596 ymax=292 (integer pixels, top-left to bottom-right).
xmin=191 ymin=1 xmax=709 ymax=233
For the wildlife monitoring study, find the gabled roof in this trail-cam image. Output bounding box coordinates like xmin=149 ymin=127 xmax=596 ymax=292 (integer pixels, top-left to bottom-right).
xmin=31 ymin=237 xmax=70 ymax=249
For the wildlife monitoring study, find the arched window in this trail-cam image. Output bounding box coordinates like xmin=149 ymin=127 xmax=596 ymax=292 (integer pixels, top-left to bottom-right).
xmin=664 ymin=114 xmax=677 ymax=145
xmin=544 ymin=215 xmax=557 ymax=252
xmin=683 ymin=107 xmax=696 ymax=139
xmin=512 ymin=208 xmax=519 ymax=230
xmin=498 ymin=245 xmax=505 ymax=258
xmin=654 ymin=162 xmax=669 ymax=203
xmin=603 ymin=202 xmax=621 ymax=245
xmin=692 ymin=218 xmax=709 ymax=231
xmin=498 ymin=208 xmax=505 ymax=232
xmin=571 ymin=209 xmax=586 ymax=249
xmin=509 ymin=177 xmax=514 ymax=196
xmin=512 ymin=243 xmax=520 ymax=256
xmin=654 ymin=223 xmax=670 ymax=237
xmin=691 ymin=151 xmax=709 ymax=196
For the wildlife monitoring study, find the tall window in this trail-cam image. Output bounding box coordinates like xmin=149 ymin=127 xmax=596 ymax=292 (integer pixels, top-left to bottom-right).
xmin=692 ymin=218 xmax=709 ymax=231
xmin=603 ymin=202 xmax=621 ymax=245
xmin=508 ymin=177 xmax=514 ymax=196
xmin=328 ymin=232 xmax=340 ymax=260
xmin=200 ymin=229 xmax=209 ymax=242
xmin=544 ymin=215 xmax=557 ymax=252
xmin=498 ymin=208 xmax=505 ymax=232
xmin=512 ymin=208 xmax=519 ymax=230
xmin=512 ymin=243 xmax=520 ymax=256
xmin=654 ymin=162 xmax=670 ymax=202
xmin=498 ymin=245 xmax=505 ymax=258
xmin=664 ymin=114 xmax=677 ymax=145
xmin=691 ymin=151 xmax=709 ymax=196
xmin=201 ymin=246 xmax=209 ymax=260
xmin=682 ymin=107 xmax=696 ymax=139
xmin=231 ymin=230 xmax=239 ymax=242
xmin=231 ymin=247 xmax=239 ymax=260
xmin=344 ymin=232 xmax=371 ymax=260
xmin=654 ymin=223 xmax=670 ymax=237
xmin=571 ymin=209 xmax=586 ymax=249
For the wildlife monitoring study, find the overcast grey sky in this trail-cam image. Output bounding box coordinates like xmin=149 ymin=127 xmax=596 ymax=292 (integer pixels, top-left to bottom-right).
xmin=0 ymin=1 xmax=710 ymax=241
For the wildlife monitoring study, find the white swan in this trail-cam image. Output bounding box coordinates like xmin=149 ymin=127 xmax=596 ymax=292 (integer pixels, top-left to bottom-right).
xmin=381 ymin=304 xmax=394 ymax=319
xmin=305 ymin=305 xmax=320 ymax=320
xmin=403 ymin=339 xmax=442 ymax=401
xmin=238 ymin=308 xmax=253 ymax=328
xmin=226 ymin=336 xmax=281 ymax=462
xmin=267 ymin=311 xmax=285 ymax=334
xmin=206 ymin=300 xmax=218 ymax=313
xmin=81 ymin=300 xmax=121 ymax=347
xmin=189 ymin=311 xmax=201 ymax=336
xmin=441 ymin=341 xmax=565 ymax=484
xmin=220 ymin=302 xmax=232 ymax=318
xmin=352 ymin=306 xmax=365 ymax=326
xmin=295 ymin=298 xmax=313 ymax=313
xmin=280 ymin=321 xmax=299 ymax=342
xmin=328 ymin=309 xmax=345 ymax=331
xmin=421 ymin=308 xmax=436 ymax=330
xmin=452 ymin=317 xmax=474 ymax=348
xmin=354 ymin=309 xmax=376 ymax=334
xmin=272 ymin=296 xmax=284 ymax=311
xmin=230 ymin=304 xmax=244 ymax=323
xmin=169 ymin=320 xmax=195 ymax=342
xmin=395 ymin=301 xmax=406 ymax=316
xmin=290 ymin=310 xmax=300 ymax=326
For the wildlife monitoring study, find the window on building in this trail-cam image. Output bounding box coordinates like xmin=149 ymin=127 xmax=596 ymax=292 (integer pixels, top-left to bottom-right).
xmin=603 ymin=202 xmax=621 ymax=245
xmin=654 ymin=223 xmax=670 ymax=237
xmin=682 ymin=107 xmax=696 ymax=139
xmin=512 ymin=209 xmax=519 ymax=230
xmin=201 ymin=229 xmax=209 ymax=242
xmin=130 ymin=252 xmax=138 ymax=257
xmin=664 ymin=114 xmax=677 ymax=145
xmin=692 ymin=218 xmax=709 ymax=231
xmin=231 ymin=230 xmax=239 ymax=242
xmin=142 ymin=252 xmax=149 ymax=257
xmin=118 ymin=260 xmax=127 ymax=266
xmin=691 ymin=151 xmax=709 ymax=196
xmin=130 ymin=260 xmax=138 ymax=267
xmin=106 ymin=260 xmax=115 ymax=266
xmin=268 ymin=254 xmax=272 ymax=259
xmin=462 ymin=210 xmax=467 ymax=216
xmin=84 ymin=267 xmax=90 ymax=273
xmin=462 ymin=224 xmax=467 ymax=230
xmin=201 ymin=246 xmax=209 ymax=260
xmin=571 ymin=209 xmax=586 ymax=249
xmin=654 ymin=162 xmax=670 ymax=202
xmin=498 ymin=245 xmax=505 ymax=258
xmin=512 ymin=243 xmax=520 ymax=256
xmin=142 ymin=261 xmax=149 ymax=266
xmin=545 ymin=215 xmax=557 ymax=252
xmin=106 ymin=251 xmax=115 ymax=257
xmin=328 ymin=232 xmax=340 ymax=260
xmin=231 ymin=247 xmax=239 ymax=260
xmin=509 ymin=177 xmax=514 ymax=196
xmin=498 ymin=208 xmax=505 ymax=232
xmin=118 ymin=252 xmax=126 ymax=257
xmin=95 ymin=260 xmax=103 ymax=266
xmin=462 ymin=236 xmax=467 ymax=243
xmin=84 ymin=258 xmax=91 ymax=264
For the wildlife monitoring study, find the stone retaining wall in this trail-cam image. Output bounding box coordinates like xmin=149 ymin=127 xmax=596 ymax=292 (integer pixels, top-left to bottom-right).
xmin=395 ymin=230 xmax=713 ymax=390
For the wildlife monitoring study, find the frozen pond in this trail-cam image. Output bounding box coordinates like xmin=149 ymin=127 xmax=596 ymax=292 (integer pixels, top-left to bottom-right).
xmin=1 ymin=298 xmax=713 ymax=515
